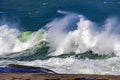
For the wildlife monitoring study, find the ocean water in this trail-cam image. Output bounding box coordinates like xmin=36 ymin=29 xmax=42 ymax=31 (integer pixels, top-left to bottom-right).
xmin=0 ymin=0 xmax=120 ymax=74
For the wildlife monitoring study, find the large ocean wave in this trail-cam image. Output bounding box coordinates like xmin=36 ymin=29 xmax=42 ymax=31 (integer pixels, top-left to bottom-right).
xmin=0 ymin=11 xmax=120 ymax=57
xmin=0 ymin=11 xmax=120 ymax=74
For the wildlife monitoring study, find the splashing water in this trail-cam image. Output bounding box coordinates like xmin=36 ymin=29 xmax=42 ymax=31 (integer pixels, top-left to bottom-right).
xmin=0 ymin=24 xmax=47 ymax=56
xmin=0 ymin=11 xmax=120 ymax=75
xmin=46 ymin=13 xmax=120 ymax=56
xmin=0 ymin=12 xmax=120 ymax=57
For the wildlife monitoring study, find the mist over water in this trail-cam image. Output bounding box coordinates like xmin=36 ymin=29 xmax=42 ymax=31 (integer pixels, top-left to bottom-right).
xmin=0 ymin=0 xmax=120 ymax=74
xmin=0 ymin=11 xmax=120 ymax=74
xmin=43 ymin=11 xmax=120 ymax=57
xmin=0 ymin=23 xmax=46 ymax=56
xmin=1 ymin=11 xmax=120 ymax=57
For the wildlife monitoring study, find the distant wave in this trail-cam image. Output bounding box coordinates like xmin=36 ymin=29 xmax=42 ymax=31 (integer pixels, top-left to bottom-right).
xmin=104 ymin=1 xmax=120 ymax=4
xmin=0 ymin=11 xmax=4 ymax=13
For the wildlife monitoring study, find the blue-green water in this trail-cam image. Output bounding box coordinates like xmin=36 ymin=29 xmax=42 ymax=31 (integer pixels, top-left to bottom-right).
xmin=0 ymin=0 xmax=120 ymax=30
xmin=0 ymin=0 xmax=120 ymax=74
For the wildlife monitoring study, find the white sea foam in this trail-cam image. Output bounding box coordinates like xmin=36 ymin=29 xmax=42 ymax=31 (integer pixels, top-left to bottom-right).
xmin=0 ymin=24 xmax=20 ymax=55
xmin=0 ymin=11 xmax=120 ymax=74
xmin=0 ymin=24 xmax=46 ymax=56
xmin=46 ymin=13 xmax=120 ymax=56
xmin=0 ymin=12 xmax=120 ymax=57
xmin=0 ymin=57 xmax=120 ymax=75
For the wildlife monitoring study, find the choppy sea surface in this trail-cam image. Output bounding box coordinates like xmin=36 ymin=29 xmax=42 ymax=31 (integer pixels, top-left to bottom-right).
xmin=0 ymin=0 xmax=120 ymax=74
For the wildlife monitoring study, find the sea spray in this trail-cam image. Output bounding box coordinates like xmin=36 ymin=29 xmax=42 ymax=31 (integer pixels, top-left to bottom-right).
xmin=0 ymin=12 xmax=120 ymax=75
xmin=0 ymin=24 xmax=20 ymax=55
xmin=0 ymin=24 xmax=47 ymax=56
xmin=0 ymin=0 xmax=120 ymax=75
xmin=46 ymin=14 xmax=120 ymax=56
xmin=45 ymin=13 xmax=79 ymax=48
xmin=1 ymin=13 xmax=120 ymax=57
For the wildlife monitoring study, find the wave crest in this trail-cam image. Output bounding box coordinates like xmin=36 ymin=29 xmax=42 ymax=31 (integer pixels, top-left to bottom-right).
xmin=46 ymin=14 xmax=120 ymax=56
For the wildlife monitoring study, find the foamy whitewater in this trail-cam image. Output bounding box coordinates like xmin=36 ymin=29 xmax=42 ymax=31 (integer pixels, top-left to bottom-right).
xmin=0 ymin=11 xmax=120 ymax=75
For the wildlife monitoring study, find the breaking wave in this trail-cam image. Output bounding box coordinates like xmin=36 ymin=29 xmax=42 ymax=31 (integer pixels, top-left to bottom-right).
xmin=0 ymin=11 xmax=120 ymax=74
xmin=0 ymin=24 xmax=47 ymax=56
xmin=46 ymin=12 xmax=120 ymax=57
xmin=0 ymin=11 xmax=120 ymax=58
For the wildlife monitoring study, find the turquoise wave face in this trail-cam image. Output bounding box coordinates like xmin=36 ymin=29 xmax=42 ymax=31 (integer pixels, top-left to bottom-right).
xmin=4 ymin=50 xmax=115 ymax=61
xmin=19 ymin=31 xmax=33 ymax=42
xmin=19 ymin=29 xmax=46 ymax=42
